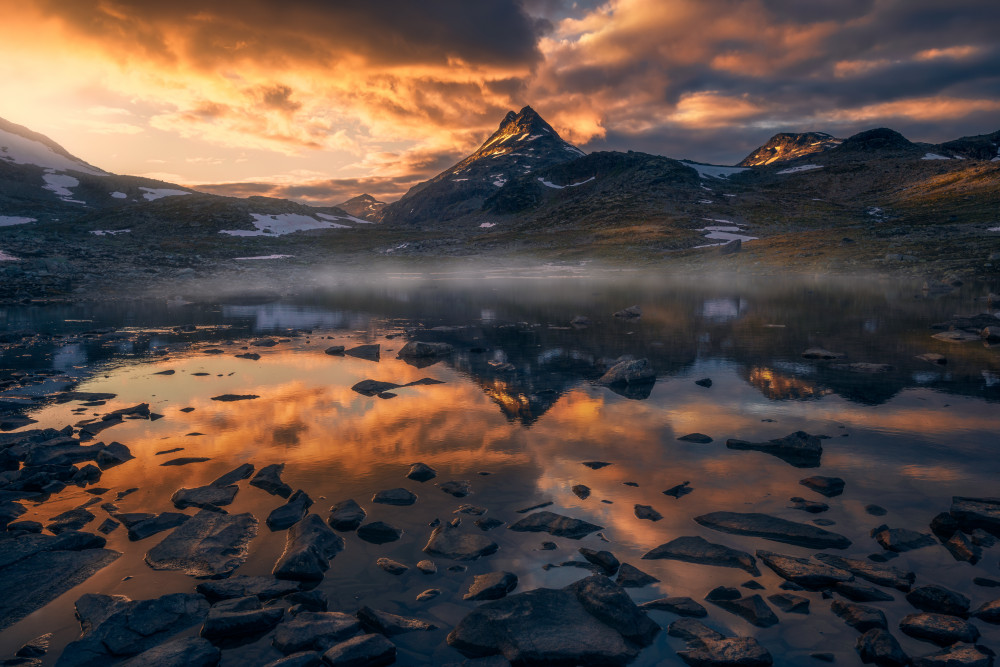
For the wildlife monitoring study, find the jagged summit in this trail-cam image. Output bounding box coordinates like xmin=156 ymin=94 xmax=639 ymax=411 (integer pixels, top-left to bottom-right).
xmin=378 ymin=106 xmax=585 ymax=225
xmin=738 ymin=132 xmax=842 ymax=167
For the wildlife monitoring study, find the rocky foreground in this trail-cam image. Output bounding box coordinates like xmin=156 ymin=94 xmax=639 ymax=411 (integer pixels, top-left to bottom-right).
xmin=0 ymin=322 xmax=999 ymax=665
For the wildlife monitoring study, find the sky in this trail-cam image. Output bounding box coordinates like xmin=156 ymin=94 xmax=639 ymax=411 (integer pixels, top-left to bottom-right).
xmin=2 ymin=0 xmax=999 ymax=205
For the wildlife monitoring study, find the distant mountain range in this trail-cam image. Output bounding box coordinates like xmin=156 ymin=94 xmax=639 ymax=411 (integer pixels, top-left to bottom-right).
xmin=1 ymin=106 xmax=997 ymax=264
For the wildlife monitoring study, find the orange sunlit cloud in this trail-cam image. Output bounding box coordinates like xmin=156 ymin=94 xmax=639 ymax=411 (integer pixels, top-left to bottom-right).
xmin=1 ymin=0 xmax=998 ymax=202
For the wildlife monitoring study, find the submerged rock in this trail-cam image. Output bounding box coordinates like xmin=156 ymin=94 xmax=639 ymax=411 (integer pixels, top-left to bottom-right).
xmin=768 ymin=593 xmax=810 ymax=614
xmin=273 ymin=514 xmax=344 ymax=581
xmin=579 ymin=548 xmax=620 ymax=575
xmin=170 ymin=484 xmax=239 ymax=510
xmin=376 ymin=558 xmax=408 ymax=575
xmin=973 ymin=598 xmax=1000 ymax=624
xmin=834 ymin=582 xmax=895 ymax=603
xmin=57 ymin=593 xmax=210 ymax=667
xmin=351 ymin=380 xmax=400 ymax=396
xmin=678 ymin=433 xmax=713 ymax=444
xmin=398 ymin=341 xmax=453 ymax=358
xmin=912 ymin=645 xmax=994 ymax=667
xmin=356 ymin=521 xmax=402 ymax=544
xmin=440 ymin=480 xmax=472 ymax=497
xmin=694 ymin=512 xmax=851 ymax=549
xmin=118 ymin=512 xmax=189 ymax=541
xmin=509 ymin=511 xmax=603 ymax=539
xmin=423 ymin=523 xmax=498 ymax=560
xmin=327 ymin=499 xmax=366 ymax=532
xmin=201 ymin=602 xmax=284 ymax=640
xmin=949 ymin=497 xmax=1000 ymax=537
xmin=372 ymin=487 xmax=417 ymax=506
xmin=726 ymin=431 xmax=823 ymax=468
xmin=345 ymin=344 xmax=380 ymax=362
xmin=642 ymin=535 xmax=760 ymax=575
xmin=145 ymin=510 xmax=257 ymax=578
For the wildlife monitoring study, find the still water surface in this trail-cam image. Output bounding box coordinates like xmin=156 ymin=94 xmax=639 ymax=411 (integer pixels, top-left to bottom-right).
xmin=1 ymin=272 xmax=998 ymax=665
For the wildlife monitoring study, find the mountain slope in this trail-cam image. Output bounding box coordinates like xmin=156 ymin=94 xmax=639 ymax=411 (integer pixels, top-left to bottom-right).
xmin=738 ymin=132 xmax=842 ymax=167
xmin=378 ymin=106 xmax=585 ymax=226
xmin=335 ymin=193 xmax=385 ymax=220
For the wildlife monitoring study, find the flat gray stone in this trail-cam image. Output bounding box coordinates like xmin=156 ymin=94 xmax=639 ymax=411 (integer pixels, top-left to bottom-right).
xmin=272 ymin=611 xmax=363 ymax=654
xmin=357 ymin=606 xmax=437 ymax=636
xmin=508 ymin=511 xmax=603 ymax=539
xmin=814 ymin=554 xmax=914 ymax=591
xmin=423 ymin=523 xmax=498 ymax=560
xmin=694 ymin=512 xmax=851 ymax=549
xmin=757 ymin=550 xmax=854 ymax=589
xmin=144 ymin=509 xmax=258 ymax=578
xmin=321 ymin=634 xmax=396 ymax=667
xmin=642 ymin=535 xmax=760 ymax=575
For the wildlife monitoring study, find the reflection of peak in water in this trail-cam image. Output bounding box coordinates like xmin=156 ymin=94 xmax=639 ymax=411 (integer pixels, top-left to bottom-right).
xmin=477 ymin=377 xmax=562 ymax=426
xmin=745 ymin=366 xmax=832 ymax=401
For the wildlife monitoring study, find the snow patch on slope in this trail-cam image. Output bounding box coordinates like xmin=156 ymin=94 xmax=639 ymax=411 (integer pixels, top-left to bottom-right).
xmin=140 ymin=187 xmax=190 ymax=201
xmin=0 ymin=126 xmax=106 ymax=175
xmin=922 ymin=153 xmax=951 ymax=160
xmin=317 ymin=212 xmax=371 ymax=225
xmin=0 ymin=250 xmax=19 ymax=261
xmin=681 ymin=160 xmax=749 ymax=179
xmin=777 ymin=164 xmax=823 ymax=174
xmin=538 ymin=176 xmax=596 ymax=189
xmin=0 ymin=216 xmax=37 ymax=226
xmin=221 ymin=213 xmax=350 ymax=236
xmin=110 ymin=191 xmax=127 ymax=199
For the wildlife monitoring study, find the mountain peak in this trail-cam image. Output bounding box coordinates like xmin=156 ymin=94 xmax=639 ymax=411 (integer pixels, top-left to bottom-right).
xmin=335 ymin=193 xmax=386 ymax=220
xmin=739 ymin=131 xmax=842 ymax=167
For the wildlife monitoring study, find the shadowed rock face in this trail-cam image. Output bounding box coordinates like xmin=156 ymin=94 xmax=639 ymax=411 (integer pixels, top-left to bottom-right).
xmin=447 ymin=575 xmax=657 ymax=665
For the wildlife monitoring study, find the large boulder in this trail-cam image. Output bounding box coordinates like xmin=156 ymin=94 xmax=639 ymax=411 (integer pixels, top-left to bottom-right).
xmin=597 ymin=359 xmax=655 ymax=386
xmin=423 ymin=523 xmax=498 ymax=560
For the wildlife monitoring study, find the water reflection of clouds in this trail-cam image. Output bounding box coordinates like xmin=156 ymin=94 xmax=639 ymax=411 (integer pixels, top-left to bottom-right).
xmin=221 ymin=304 xmax=370 ymax=331
xmin=52 ymin=343 xmax=86 ymax=369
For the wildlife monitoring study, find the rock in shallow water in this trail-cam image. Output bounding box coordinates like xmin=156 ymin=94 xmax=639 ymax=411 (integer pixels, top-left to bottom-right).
xmin=448 ymin=575 xmax=657 ymax=665
xmin=357 ymin=606 xmax=437 ymax=636
xmin=120 ymin=636 xmax=220 ymax=667
xmin=423 ymin=523 xmax=498 ymax=560
xmin=321 ymin=633 xmax=396 ymax=667
xmin=906 ymin=585 xmax=970 ymax=617
xmin=196 ymin=576 xmax=301 ymax=602
xmin=668 ymin=618 xmax=773 ymax=667
xmin=464 ymin=571 xmax=518 ymax=601
xmin=328 ymin=499 xmax=366 ymax=532
xmin=273 ymin=513 xmax=344 ymax=581
xmin=813 ymin=553 xmax=914 ymax=592
xmin=144 ymin=510 xmax=257 ymax=578
xmin=756 ymin=550 xmax=853 ymax=589
xmin=597 ymin=359 xmax=655 ymax=386
xmin=356 ymin=521 xmax=402 ymax=544
xmin=639 ymin=597 xmax=707 ymax=617
xmin=272 ymin=611 xmax=363 ymax=654
xmin=642 ymin=535 xmax=760 ymax=575
xmin=694 ymin=512 xmax=851 ymax=549
xmin=708 ymin=593 xmax=779 ymax=628
xmin=855 ymin=628 xmax=909 ymax=667
xmin=899 ymin=613 xmax=979 ymax=646
xmin=57 ymin=593 xmax=210 ymax=667
xmin=267 ymin=490 xmax=314 ymax=531
xmin=508 ymin=511 xmax=603 ymax=539
xmin=799 ymin=475 xmax=845 ymax=497
xmin=250 ymin=463 xmax=292 ymax=498
xmin=911 ymin=644 xmax=994 ymax=667
xmin=726 ymin=431 xmax=823 ymax=468
xmin=871 ymin=524 xmax=936 ymax=552
xmin=406 ymin=462 xmax=437 ymax=482
xmin=832 ymin=599 xmax=888 ymax=633
xmin=372 ymin=487 xmax=417 ymax=506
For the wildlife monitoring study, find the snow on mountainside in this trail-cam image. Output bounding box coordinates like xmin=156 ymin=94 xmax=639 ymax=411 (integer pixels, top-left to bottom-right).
xmin=378 ymin=106 xmax=585 ymax=225
xmin=0 ymin=117 xmax=107 ymax=176
xmin=738 ymin=132 xmax=842 ymax=167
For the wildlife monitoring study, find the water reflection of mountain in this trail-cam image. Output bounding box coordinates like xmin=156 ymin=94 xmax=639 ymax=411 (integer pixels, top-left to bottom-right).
xmin=1 ymin=277 xmax=997 ymax=425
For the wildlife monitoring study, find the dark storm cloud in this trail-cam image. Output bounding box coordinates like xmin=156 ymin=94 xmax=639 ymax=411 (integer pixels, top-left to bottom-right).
xmin=40 ymin=0 xmax=548 ymax=68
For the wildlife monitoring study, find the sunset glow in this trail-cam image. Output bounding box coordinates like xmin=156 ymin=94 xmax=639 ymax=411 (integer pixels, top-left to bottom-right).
xmin=2 ymin=0 xmax=998 ymax=204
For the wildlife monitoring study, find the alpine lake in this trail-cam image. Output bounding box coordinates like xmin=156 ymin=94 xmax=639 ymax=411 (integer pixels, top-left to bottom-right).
xmin=1 ymin=268 xmax=998 ymax=667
